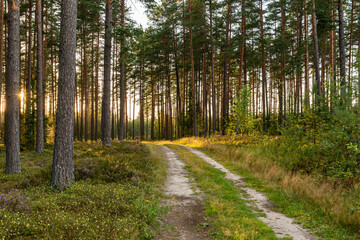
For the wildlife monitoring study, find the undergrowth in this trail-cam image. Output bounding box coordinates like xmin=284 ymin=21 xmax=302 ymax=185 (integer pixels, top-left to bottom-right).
xmin=0 ymin=141 xmax=166 ymax=239
xmin=177 ymin=136 xmax=360 ymax=239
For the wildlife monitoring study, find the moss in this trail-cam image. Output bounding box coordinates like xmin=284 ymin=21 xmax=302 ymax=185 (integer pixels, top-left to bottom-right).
xmin=0 ymin=141 xmax=166 ymax=239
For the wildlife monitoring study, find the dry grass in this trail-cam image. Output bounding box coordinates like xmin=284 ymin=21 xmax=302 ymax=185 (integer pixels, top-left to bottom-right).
xmin=177 ymin=137 xmax=360 ymax=231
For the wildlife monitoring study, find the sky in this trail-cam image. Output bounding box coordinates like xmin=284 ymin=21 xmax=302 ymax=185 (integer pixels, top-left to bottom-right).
xmin=129 ymin=1 xmax=150 ymax=28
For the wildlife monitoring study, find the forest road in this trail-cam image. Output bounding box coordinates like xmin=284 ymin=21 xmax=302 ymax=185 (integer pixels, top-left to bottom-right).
xmin=154 ymin=145 xmax=210 ymax=240
xmin=183 ymin=145 xmax=317 ymax=240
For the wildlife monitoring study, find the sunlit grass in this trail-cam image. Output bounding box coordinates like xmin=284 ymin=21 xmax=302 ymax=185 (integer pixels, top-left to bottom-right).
xmin=175 ymin=137 xmax=360 ymax=239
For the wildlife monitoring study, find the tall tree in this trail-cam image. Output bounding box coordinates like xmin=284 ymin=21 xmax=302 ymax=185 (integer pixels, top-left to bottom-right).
xmin=222 ymin=1 xmax=231 ymax=135
xmin=0 ymin=0 xmax=4 ymax=135
xmin=119 ymin=0 xmax=125 ymax=140
xmin=102 ymin=0 xmax=112 ymax=146
xmin=189 ymin=0 xmax=197 ymax=136
xmin=260 ymin=0 xmax=267 ymax=130
xmin=338 ymin=0 xmax=346 ymax=103
xmin=36 ymin=0 xmax=44 ymax=153
xmin=210 ymin=0 xmax=216 ymax=135
xmin=25 ymin=0 xmax=33 ymax=148
xmin=51 ymin=0 xmax=77 ymax=190
xmin=5 ymin=0 xmax=21 ymax=174
xmin=311 ymin=0 xmax=321 ymax=106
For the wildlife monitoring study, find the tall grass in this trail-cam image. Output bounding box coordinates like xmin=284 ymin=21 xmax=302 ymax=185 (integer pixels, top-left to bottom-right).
xmin=178 ymin=137 xmax=360 ymax=234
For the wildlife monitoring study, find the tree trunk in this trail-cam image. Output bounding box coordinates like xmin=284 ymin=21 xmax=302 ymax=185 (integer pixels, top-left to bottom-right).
xmin=36 ymin=0 xmax=44 ymax=153
xmin=260 ymin=0 xmax=267 ymax=131
xmin=101 ymin=0 xmax=112 ymax=146
xmin=51 ymin=0 xmax=77 ymax=190
xmin=239 ymin=0 xmax=246 ymax=92
xmin=25 ymin=0 xmax=33 ymax=148
xmin=95 ymin=16 xmax=100 ymax=141
xmin=188 ymin=0 xmax=197 ymax=137
xmin=119 ymin=0 xmax=125 ymax=140
xmin=0 ymin=0 xmax=4 ymax=135
xmin=338 ymin=0 xmax=346 ymax=104
xmin=311 ymin=0 xmax=321 ymax=106
xmin=279 ymin=2 xmax=285 ymax=125
xmin=304 ymin=0 xmax=310 ymax=108
xmin=222 ymin=2 xmax=231 ymax=135
xmin=5 ymin=0 xmax=21 ymax=174
xmin=210 ymin=0 xmax=216 ymax=135
xmin=202 ymin=3 xmax=207 ymax=137
xmin=151 ymin=65 xmax=155 ymax=139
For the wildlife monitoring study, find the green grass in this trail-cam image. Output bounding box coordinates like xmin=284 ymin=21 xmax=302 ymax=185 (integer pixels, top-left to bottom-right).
xmin=0 ymin=141 xmax=167 ymax=239
xmin=176 ymin=138 xmax=360 ymax=239
xmin=166 ymin=144 xmax=279 ymax=240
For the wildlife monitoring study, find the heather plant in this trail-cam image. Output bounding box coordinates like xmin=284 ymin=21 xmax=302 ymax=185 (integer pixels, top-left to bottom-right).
xmin=0 ymin=189 xmax=31 ymax=212
xmin=0 ymin=141 xmax=166 ymax=239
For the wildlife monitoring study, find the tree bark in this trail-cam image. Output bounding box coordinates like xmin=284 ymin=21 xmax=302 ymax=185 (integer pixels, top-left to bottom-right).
xmin=101 ymin=0 xmax=112 ymax=146
xmin=25 ymin=0 xmax=33 ymax=148
xmin=338 ymin=0 xmax=346 ymax=103
xmin=51 ymin=0 xmax=77 ymax=190
xmin=222 ymin=2 xmax=231 ymax=135
xmin=279 ymin=2 xmax=285 ymax=125
xmin=210 ymin=0 xmax=216 ymax=135
xmin=189 ymin=0 xmax=197 ymax=137
xmin=311 ymin=0 xmax=321 ymax=106
xmin=119 ymin=0 xmax=125 ymax=140
xmin=260 ymin=0 xmax=267 ymax=131
xmin=36 ymin=0 xmax=44 ymax=153
xmin=0 ymin=0 xmax=4 ymax=135
xmin=5 ymin=0 xmax=21 ymax=174
xmin=304 ymin=0 xmax=310 ymax=108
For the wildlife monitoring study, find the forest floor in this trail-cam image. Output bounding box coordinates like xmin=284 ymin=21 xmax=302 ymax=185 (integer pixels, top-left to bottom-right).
xmin=1 ymin=139 xmax=359 ymax=239
xmin=0 ymin=141 xmax=167 ymax=239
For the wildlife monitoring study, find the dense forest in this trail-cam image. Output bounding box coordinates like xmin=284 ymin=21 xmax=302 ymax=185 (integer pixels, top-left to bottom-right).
xmin=2 ymin=0 xmax=360 ymax=184
xmin=1 ymin=0 xmax=360 ymax=238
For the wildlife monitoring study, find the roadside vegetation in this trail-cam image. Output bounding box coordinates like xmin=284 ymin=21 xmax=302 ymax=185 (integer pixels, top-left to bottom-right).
xmin=0 ymin=141 xmax=166 ymax=239
xmin=177 ymin=134 xmax=360 ymax=239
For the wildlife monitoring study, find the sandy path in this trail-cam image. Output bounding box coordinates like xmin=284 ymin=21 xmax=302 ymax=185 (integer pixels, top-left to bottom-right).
xmin=183 ymin=145 xmax=316 ymax=240
xmin=155 ymin=145 xmax=209 ymax=240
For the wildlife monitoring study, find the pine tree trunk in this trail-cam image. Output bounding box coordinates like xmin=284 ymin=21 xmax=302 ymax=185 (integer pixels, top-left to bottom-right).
xmin=0 ymin=0 xmax=4 ymax=135
xmin=260 ymin=0 xmax=267 ymax=131
xmin=222 ymin=2 xmax=231 ymax=135
xmin=239 ymin=0 xmax=246 ymax=92
xmin=210 ymin=0 xmax=216 ymax=135
xmin=51 ymin=0 xmax=77 ymax=190
xmin=95 ymin=17 xmax=100 ymax=141
xmin=91 ymin=33 xmax=95 ymax=141
xmin=311 ymin=0 xmax=321 ymax=106
xmin=304 ymin=0 xmax=310 ymax=108
xmin=188 ymin=0 xmax=197 ymax=137
xmin=151 ymin=65 xmax=155 ymax=139
xmin=140 ymin=62 xmax=145 ymax=141
xmin=25 ymin=1 xmax=33 ymax=148
xmin=119 ymin=0 xmax=125 ymax=140
xmin=101 ymin=0 xmax=112 ymax=146
xmin=279 ymin=3 xmax=285 ymax=125
xmin=202 ymin=3 xmax=207 ymax=137
xmin=36 ymin=0 xmax=44 ymax=153
xmin=5 ymin=0 xmax=21 ymax=174
xmin=330 ymin=8 xmax=336 ymax=112
xmin=338 ymin=0 xmax=346 ymax=104
xmin=295 ymin=4 xmax=303 ymax=117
